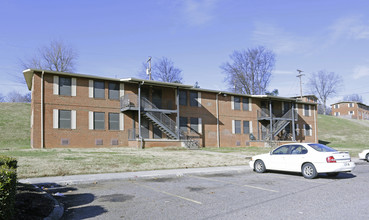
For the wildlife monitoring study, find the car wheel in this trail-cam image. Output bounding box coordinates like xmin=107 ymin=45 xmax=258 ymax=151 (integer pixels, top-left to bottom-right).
xmin=327 ymin=172 xmax=339 ymax=177
xmin=366 ymin=154 xmax=369 ymax=162
xmin=254 ymin=160 xmax=266 ymax=173
xmin=302 ymin=163 xmax=317 ymax=179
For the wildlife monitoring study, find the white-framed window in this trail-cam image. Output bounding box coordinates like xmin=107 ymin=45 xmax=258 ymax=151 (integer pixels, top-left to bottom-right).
xmin=243 ymin=121 xmax=253 ymax=134
xmin=232 ymin=120 xmax=241 ymax=134
xmin=303 ymin=104 xmax=311 ymax=116
xmin=242 ymin=98 xmax=252 ymax=111
xmin=190 ymin=91 xmax=201 ymax=107
xmin=53 ymin=76 xmax=76 ymax=96
xmin=179 ymin=90 xmax=187 ymax=106
xmin=53 ymin=109 xmax=76 ymax=129
xmin=179 ymin=117 xmax=188 ymax=132
xmin=304 ymin=124 xmax=312 ymax=136
xmin=334 ymin=104 xmax=340 ymax=109
xmin=190 ymin=117 xmax=202 ymax=133
xmin=348 ymin=103 xmax=354 ymax=108
xmin=335 ymin=112 xmax=340 ymax=116
xmin=108 ymin=112 xmax=124 ymax=131
xmin=348 ymin=111 xmax=355 ymax=115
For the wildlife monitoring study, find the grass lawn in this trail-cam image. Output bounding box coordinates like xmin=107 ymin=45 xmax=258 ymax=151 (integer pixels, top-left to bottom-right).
xmin=1 ymin=103 xmax=368 ymax=178
xmin=318 ymin=114 xmax=369 ymax=155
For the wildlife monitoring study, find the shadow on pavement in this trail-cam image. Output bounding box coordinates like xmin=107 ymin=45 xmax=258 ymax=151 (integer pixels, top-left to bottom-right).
xmin=265 ymin=170 xmax=356 ymax=179
xmin=36 ymin=183 xmax=107 ymax=219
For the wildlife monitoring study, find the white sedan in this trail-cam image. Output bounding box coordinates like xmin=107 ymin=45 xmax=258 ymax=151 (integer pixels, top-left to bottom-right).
xmin=249 ymin=143 xmax=355 ymax=179
xmin=358 ymin=150 xmax=369 ymax=162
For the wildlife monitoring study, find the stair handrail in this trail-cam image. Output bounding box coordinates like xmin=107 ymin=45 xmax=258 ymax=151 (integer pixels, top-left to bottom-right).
xmin=140 ymin=97 xmax=178 ymax=137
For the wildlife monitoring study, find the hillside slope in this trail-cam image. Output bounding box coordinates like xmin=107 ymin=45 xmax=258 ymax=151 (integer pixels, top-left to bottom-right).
xmin=318 ymin=114 xmax=369 ymax=154
xmin=0 ymin=103 xmax=31 ymax=149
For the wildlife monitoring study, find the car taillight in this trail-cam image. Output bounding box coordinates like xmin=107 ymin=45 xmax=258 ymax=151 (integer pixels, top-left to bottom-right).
xmin=326 ymin=156 xmax=336 ymax=163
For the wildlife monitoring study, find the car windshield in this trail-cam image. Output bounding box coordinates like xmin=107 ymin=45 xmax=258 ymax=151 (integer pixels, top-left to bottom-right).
xmin=308 ymin=143 xmax=337 ymax=152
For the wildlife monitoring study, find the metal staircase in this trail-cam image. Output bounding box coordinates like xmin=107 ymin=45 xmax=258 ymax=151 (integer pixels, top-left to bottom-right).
xmin=258 ymin=108 xmax=295 ymax=140
xmin=121 ymin=94 xmax=200 ymax=149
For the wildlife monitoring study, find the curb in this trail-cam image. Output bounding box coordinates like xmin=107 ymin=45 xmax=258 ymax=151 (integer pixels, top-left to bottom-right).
xmin=20 ymin=165 xmax=252 ymax=186
xmin=30 ymin=184 xmax=64 ymax=220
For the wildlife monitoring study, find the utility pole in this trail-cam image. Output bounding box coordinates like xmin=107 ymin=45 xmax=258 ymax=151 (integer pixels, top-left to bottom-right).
xmin=146 ymin=56 xmax=152 ymax=80
xmin=296 ymin=69 xmax=304 ymax=99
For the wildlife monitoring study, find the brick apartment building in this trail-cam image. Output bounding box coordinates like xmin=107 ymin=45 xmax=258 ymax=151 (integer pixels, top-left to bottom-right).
xmin=23 ymin=69 xmax=318 ymax=149
xmin=331 ymin=101 xmax=369 ymax=120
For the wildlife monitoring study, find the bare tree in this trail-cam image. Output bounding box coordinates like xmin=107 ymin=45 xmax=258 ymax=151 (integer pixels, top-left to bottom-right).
xmin=21 ymin=40 xmax=78 ymax=72
xmin=307 ymin=70 xmax=343 ymax=115
xmin=6 ymin=91 xmax=31 ymax=103
xmin=140 ymin=57 xmax=183 ymax=83
xmin=343 ymin=94 xmax=363 ymax=103
xmin=221 ymin=46 xmax=276 ymax=95
xmin=0 ymin=93 xmax=4 ymax=102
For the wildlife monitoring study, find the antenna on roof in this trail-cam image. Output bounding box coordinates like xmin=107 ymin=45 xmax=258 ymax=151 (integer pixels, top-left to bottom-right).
xmin=296 ymin=69 xmax=304 ymax=99
xmin=146 ymin=56 xmax=152 ymax=80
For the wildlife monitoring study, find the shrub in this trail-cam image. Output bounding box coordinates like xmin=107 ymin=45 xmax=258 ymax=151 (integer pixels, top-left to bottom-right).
xmin=0 ymin=155 xmax=17 ymax=169
xmin=0 ymin=156 xmax=17 ymax=219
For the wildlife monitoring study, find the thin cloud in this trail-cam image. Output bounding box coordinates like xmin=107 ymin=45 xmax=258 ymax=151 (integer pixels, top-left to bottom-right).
xmin=353 ymin=65 xmax=369 ymax=79
xmin=252 ymin=23 xmax=314 ymax=54
xmin=330 ymin=16 xmax=369 ymax=41
xmin=273 ymin=70 xmax=294 ymax=75
xmin=181 ymin=0 xmax=218 ymax=26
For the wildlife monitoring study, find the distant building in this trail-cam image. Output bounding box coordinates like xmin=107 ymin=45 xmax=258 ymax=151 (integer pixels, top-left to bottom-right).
xmin=331 ymin=101 xmax=369 ymax=120
xmin=23 ymin=69 xmax=318 ymax=149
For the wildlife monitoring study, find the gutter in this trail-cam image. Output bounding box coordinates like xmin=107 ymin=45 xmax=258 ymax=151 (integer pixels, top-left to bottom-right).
xmin=216 ymin=92 xmax=221 ymax=148
xmin=41 ymin=71 xmax=45 ymax=149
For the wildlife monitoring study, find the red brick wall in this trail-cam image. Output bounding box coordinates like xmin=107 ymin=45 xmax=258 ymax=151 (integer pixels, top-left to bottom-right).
xmin=30 ymin=71 xmax=318 ymax=148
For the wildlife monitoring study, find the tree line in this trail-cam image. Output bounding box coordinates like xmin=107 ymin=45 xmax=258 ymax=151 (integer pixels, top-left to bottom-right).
xmin=21 ymin=40 xmax=360 ymax=115
xmin=0 ymin=91 xmax=31 ymax=103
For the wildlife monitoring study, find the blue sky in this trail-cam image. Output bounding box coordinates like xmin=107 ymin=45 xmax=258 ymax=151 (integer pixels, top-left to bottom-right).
xmin=1 ymin=0 xmax=369 ymax=105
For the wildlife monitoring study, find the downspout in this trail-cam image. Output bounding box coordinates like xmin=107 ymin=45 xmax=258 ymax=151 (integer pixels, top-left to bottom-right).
xmin=291 ymin=103 xmax=296 ymax=141
xmin=314 ymin=105 xmax=317 ymax=143
xmin=269 ymin=100 xmax=273 ymax=141
xmin=41 ymin=71 xmax=45 ymax=149
xmin=216 ymin=92 xmax=221 ymax=148
xmin=138 ymin=82 xmax=143 ymax=149
xmin=176 ymin=87 xmax=180 ymax=140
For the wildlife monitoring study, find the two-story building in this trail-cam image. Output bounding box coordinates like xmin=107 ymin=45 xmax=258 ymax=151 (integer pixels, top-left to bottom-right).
xmin=23 ymin=69 xmax=318 ymax=149
xmin=331 ymin=101 xmax=369 ymax=120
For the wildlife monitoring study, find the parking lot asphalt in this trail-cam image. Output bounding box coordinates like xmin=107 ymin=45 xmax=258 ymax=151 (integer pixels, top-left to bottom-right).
xmin=22 ymin=158 xmax=369 ymax=220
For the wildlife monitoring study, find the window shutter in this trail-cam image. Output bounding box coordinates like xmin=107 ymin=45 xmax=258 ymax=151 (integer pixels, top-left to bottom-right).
xmin=53 ymin=109 xmax=59 ymax=129
xmin=309 ymin=124 xmax=312 ymax=136
xmin=197 ymin=92 xmax=201 ymax=107
xmin=249 ymin=98 xmax=252 ymax=111
xmin=231 ymin=96 xmax=234 ymax=110
xmin=119 ymin=113 xmax=124 ymax=131
xmin=71 ymin=110 xmax=76 ymax=129
xmin=53 ymin=76 xmax=59 ymax=95
xmin=249 ymin=121 xmax=253 ymax=134
xmin=89 ymin=80 xmax=94 ymax=98
xmin=89 ymin=111 xmax=94 ymax=130
xmin=198 ymin=118 xmax=202 ymax=134
xmin=71 ymin=78 xmax=77 ymax=96
xmin=119 ymin=83 xmax=124 ymax=98
xmin=302 ymin=104 xmax=305 ymax=116
xmin=232 ymin=120 xmax=235 ymax=134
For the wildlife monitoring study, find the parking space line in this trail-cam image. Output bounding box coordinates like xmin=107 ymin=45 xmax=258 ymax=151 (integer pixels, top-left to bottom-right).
xmin=133 ymin=182 xmax=202 ymax=205
xmin=190 ymin=175 xmax=279 ymax=193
